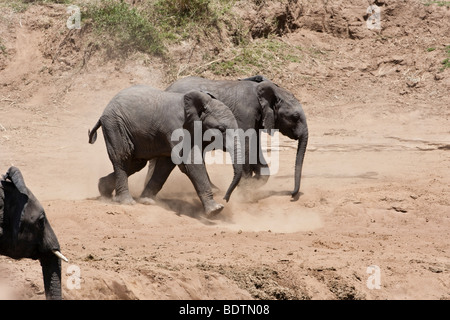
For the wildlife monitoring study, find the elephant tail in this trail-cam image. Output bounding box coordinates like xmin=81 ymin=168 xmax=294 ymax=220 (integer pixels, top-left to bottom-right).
xmin=88 ymin=120 xmax=101 ymax=144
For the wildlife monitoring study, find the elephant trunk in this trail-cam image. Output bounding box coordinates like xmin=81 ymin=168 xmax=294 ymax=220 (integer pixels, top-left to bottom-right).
xmin=292 ymin=128 xmax=308 ymax=197
xmin=40 ymin=254 xmax=62 ymax=300
xmin=223 ymin=134 xmax=243 ymax=202
xmin=40 ymin=219 xmax=65 ymax=300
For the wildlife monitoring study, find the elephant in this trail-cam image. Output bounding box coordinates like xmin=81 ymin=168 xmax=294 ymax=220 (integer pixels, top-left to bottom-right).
xmin=88 ymin=85 xmax=243 ymax=216
xmin=163 ymin=75 xmax=308 ymax=198
xmin=0 ymin=166 xmax=68 ymax=300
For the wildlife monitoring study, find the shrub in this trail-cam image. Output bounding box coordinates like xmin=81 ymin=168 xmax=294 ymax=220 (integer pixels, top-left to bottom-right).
xmin=85 ymin=0 xmax=165 ymax=57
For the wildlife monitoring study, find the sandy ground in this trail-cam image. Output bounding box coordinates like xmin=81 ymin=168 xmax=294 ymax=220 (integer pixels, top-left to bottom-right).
xmin=0 ymin=1 xmax=449 ymax=300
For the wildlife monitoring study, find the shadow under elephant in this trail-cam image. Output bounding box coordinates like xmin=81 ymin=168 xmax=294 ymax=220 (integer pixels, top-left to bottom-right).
xmin=152 ymin=195 xmax=223 ymax=225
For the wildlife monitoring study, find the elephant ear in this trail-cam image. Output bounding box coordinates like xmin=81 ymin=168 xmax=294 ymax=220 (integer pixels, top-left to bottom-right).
xmin=0 ymin=183 xmax=4 ymax=237
xmin=183 ymin=90 xmax=210 ymax=124
xmin=1 ymin=167 xmax=30 ymax=240
xmin=5 ymin=167 xmax=29 ymax=196
xmin=256 ymin=82 xmax=277 ymax=131
xmin=200 ymin=91 xmax=217 ymax=100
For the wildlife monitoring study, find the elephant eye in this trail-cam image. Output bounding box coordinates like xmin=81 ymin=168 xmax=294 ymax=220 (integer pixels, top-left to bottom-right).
xmin=37 ymin=214 xmax=45 ymax=229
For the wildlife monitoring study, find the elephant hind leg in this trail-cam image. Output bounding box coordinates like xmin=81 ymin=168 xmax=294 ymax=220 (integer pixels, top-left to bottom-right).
xmin=98 ymin=173 xmax=115 ymax=198
xmin=113 ymin=159 xmax=148 ymax=205
xmin=140 ymin=157 xmax=175 ymax=202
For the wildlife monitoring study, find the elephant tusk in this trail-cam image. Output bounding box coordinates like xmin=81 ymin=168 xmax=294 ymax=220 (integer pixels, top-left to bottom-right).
xmin=53 ymin=250 xmax=69 ymax=262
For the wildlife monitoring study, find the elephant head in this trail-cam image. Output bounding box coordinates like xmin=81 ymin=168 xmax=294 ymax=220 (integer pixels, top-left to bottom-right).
xmin=183 ymin=91 xmax=243 ymax=201
xmin=0 ymin=167 xmax=68 ymax=300
xmin=252 ymin=77 xmax=309 ymax=197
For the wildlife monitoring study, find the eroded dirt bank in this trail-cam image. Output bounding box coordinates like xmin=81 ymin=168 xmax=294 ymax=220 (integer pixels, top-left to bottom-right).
xmin=0 ymin=0 xmax=449 ymax=299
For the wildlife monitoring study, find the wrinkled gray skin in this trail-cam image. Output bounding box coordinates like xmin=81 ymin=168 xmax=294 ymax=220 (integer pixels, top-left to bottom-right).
xmin=164 ymin=76 xmax=308 ymax=198
xmin=0 ymin=167 xmax=65 ymax=300
xmin=88 ymin=85 xmax=243 ymax=216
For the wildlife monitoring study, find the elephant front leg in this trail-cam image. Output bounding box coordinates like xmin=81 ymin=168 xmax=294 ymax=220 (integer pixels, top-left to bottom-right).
xmin=181 ymin=163 xmax=224 ymax=217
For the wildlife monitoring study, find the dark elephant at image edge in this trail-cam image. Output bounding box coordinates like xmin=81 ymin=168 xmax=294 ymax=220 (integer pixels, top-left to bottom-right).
xmin=88 ymin=85 xmax=243 ymax=216
xmin=0 ymin=166 xmax=68 ymax=300
xmin=164 ymin=75 xmax=308 ymax=198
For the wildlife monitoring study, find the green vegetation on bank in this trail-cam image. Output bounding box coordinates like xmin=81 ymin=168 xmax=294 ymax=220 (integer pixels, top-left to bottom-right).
xmin=206 ymin=37 xmax=302 ymax=76
xmin=423 ymin=1 xmax=450 ymax=7
xmin=84 ymin=0 xmax=165 ymax=56
xmin=442 ymin=45 xmax=450 ymax=70
xmin=1 ymin=0 xmax=311 ymax=77
xmin=82 ymin=0 xmax=239 ymax=57
xmin=0 ymin=39 xmax=6 ymax=55
xmin=83 ymin=0 xmax=304 ymax=76
xmin=151 ymin=0 xmax=233 ymax=40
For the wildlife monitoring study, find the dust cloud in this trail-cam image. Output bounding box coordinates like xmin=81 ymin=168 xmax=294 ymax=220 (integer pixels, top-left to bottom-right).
xmin=218 ymin=194 xmax=322 ymax=233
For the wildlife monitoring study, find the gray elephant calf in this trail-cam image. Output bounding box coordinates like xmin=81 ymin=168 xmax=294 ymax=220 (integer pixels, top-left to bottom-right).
xmin=0 ymin=166 xmax=68 ymax=300
xmin=88 ymin=85 xmax=243 ymax=216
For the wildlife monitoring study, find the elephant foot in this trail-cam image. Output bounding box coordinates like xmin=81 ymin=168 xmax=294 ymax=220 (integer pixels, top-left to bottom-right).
xmin=138 ymin=197 xmax=156 ymax=205
xmin=98 ymin=175 xmax=115 ymax=198
xmin=120 ymin=198 xmax=137 ymax=205
xmin=204 ymin=201 xmax=224 ymax=218
xmin=114 ymin=193 xmax=136 ymax=205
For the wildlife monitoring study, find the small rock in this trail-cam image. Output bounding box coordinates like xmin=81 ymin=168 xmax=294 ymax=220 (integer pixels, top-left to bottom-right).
xmin=390 ymin=206 xmax=407 ymax=213
xmin=428 ymin=266 xmax=443 ymax=273
xmin=406 ymin=79 xmax=418 ymax=88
